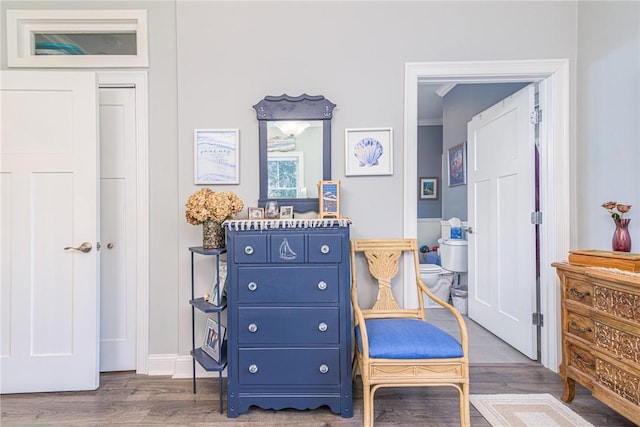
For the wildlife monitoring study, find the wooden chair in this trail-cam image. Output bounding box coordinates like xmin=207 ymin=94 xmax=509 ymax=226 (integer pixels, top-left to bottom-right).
xmin=350 ymin=238 xmax=470 ymax=426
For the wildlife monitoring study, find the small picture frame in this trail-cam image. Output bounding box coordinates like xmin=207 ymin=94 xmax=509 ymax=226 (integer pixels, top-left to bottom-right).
xmin=419 ymin=177 xmax=438 ymax=200
xmin=318 ymin=180 xmax=340 ymax=219
xmin=194 ymin=129 xmax=240 ymax=185
xmin=208 ymin=261 xmax=227 ymax=306
xmin=345 ymin=127 xmax=393 ymax=176
xmin=248 ymin=207 xmax=264 ymax=220
xmin=448 ymin=142 xmax=467 ymax=187
xmin=202 ymin=318 xmax=226 ymax=363
xmin=279 ymin=205 xmax=294 ymax=219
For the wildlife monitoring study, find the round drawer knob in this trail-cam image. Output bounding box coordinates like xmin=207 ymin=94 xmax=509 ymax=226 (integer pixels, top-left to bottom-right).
xmin=244 ymin=246 xmax=254 ymax=255
xmin=318 ymin=322 xmax=328 ymax=332
xmin=317 ymin=281 xmax=327 ymax=290
xmin=319 ymin=364 xmax=329 ymax=374
xmin=248 ymin=323 xmax=258 ymax=333
xmin=247 ymin=282 xmax=258 ymax=291
xmin=248 ymin=364 xmax=258 ymax=374
xmin=320 ymin=245 xmax=330 ymax=254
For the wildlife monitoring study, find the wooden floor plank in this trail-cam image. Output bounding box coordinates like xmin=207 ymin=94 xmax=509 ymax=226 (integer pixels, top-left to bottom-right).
xmin=1 ymin=364 xmax=635 ymax=426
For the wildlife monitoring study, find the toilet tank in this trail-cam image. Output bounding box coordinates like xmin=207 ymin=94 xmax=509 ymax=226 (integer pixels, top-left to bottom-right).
xmin=441 ymin=239 xmax=468 ymax=272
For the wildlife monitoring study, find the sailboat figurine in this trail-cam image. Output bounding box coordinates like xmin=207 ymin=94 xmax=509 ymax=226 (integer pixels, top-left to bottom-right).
xmin=279 ymin=238 xmax=297 ymax=260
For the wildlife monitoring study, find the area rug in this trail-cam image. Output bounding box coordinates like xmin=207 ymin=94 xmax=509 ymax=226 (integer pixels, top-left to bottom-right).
xmin=470 ymin=394 xmax=594 ymax=427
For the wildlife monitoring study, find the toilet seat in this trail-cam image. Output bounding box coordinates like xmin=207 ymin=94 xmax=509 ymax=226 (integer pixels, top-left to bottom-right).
xmin=419 ymin=264 xmax=442 ymax=274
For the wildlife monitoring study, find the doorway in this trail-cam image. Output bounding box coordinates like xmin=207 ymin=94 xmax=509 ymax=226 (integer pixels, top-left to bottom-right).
xmin=403 ymin=60 xmax=570 ymax=371
xmin=98 ymin=73 xmax=149 ymax=374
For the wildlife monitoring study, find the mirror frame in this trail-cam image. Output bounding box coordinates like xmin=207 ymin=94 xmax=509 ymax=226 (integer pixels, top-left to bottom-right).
xmin=254 ymin=94 xmax=336 ymax=213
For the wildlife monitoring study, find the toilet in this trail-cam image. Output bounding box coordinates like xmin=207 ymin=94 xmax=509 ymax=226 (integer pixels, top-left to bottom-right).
xmin=440 ymin=239 xmax=468 ymax=273
xmin=420 ymin=218 xmax=469 ymax=308
xmin=419 ymin=264 xmax=454 ymax=308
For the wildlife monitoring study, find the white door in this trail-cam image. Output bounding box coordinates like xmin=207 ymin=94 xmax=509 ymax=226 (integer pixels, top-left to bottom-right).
xmin=466 ymin=84 xmax=537 ymax=359
xmin=1 ymin=71 xmax=100 ymax=392
xmin=99 ymin=87 xmax=137 ymax=371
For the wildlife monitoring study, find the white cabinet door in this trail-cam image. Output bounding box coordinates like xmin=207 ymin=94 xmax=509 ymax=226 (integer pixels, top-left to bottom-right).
xmin=1 ymin=71 xmax=99 ymax=392
xmin=466 ymin=84 xmax=537 ymax=359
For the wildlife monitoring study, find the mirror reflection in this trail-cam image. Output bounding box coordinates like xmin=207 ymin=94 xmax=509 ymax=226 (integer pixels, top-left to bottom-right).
xmin=267 ymin=120 xmax=323 ymax=199
xmin=254 ymin=94 xmax=335 ymax=213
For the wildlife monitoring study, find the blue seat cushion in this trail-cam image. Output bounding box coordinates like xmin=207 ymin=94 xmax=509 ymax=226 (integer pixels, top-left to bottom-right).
xmin=355 ymin=318 xmax=463 ymax=359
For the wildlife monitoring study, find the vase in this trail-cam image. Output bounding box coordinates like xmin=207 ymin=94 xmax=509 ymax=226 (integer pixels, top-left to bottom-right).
xmin=612 ymin=218 xmax=631 ymax=252
xmin=202 ymin=219 xmax=225 ymax=249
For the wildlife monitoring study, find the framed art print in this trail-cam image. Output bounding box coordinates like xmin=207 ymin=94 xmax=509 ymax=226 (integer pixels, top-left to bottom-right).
xmin=194 ymin=128 xmax=239 ymax=184
xmin=248 ymin=207 xmax=264 ymax=220
xmin=207 ymin=261 xmax=227 ymax=306
xmin=202 ymin=318 xmax=226 ymax=363
xmin=447 ymin=142 xmax=467 ymax=187
xmin=345 ymin=128 xmax=393 ymax=176
xmin=318 ymin=180 xmax=341 ymax=219
xmin=419 ymin=177 xmax=438 ymax=200
xmin=279 ymin=205 xmax=294 ymax=219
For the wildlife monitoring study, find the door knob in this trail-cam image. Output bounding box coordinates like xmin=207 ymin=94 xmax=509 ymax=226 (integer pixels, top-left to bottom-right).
xmin=64 ymin=242 xmax=93 ymax=253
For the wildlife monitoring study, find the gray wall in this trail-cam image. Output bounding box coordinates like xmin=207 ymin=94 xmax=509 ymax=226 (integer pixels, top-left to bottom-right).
xmin=441 ymin=83 xmax=529 ymax=221
xmin=4 ymin=1 xmax=638 ymax=364
xmin=417 ymin=125 xmax=443 ymax=218
xmin=576 ymin=1 xmax=640 ymax=251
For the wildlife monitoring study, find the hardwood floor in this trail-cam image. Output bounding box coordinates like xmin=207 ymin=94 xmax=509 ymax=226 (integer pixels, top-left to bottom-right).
xmin=1 ymin=366 xmax=635 ymax=426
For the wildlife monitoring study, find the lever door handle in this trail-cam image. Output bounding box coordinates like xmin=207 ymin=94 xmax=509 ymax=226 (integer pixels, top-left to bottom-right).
xmin=64 ymin=242 xmax=93 ymax=253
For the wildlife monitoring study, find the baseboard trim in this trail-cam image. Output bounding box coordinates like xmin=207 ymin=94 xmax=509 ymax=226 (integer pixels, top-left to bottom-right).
xmin=147 ymin=354 xmax=227 ymax=379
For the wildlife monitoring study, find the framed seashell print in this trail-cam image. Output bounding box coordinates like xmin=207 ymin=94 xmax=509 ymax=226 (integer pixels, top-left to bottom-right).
xmin=345 ymin=128 xmax=393 ymax=176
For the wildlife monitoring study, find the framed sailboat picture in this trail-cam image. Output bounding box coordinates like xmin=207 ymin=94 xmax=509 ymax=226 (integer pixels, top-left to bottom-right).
xmin=318 ymin=180 xmax=340 ymax=219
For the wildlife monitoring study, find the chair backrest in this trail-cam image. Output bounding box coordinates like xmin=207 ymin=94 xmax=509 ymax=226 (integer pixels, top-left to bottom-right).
xmin=350 ymin=238 xmax=427 ymax=322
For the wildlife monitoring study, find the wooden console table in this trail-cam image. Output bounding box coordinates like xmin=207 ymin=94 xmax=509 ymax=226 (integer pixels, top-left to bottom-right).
xmin=552 ymin=261 xmax=639 ymax=424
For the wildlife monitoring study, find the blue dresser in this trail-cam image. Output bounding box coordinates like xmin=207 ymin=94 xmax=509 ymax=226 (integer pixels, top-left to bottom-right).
xmin=224 ymin=219 xmax=353 ymax=418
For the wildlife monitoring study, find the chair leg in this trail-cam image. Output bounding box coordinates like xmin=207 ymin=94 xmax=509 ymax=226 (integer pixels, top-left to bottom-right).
xmin=352 ymin=354 xmax=358 ymax=381
xmin=459 ymin=382 xmax=470 ymax=427
xmin=362 ymin=382 xmax=373 ymax=427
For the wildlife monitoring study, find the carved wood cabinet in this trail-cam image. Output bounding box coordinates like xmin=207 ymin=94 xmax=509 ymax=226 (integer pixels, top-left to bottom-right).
xmin=552 ymin=262 xmax=640 ymax=424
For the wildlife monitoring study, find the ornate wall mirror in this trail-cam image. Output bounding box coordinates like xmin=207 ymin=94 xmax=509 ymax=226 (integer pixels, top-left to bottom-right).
xmin=254 ymin=94 xmax=336 ymax=213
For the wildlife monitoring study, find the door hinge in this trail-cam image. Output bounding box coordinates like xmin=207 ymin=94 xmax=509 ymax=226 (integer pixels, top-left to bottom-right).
xmin=530 ymin=109 xmax=542 ymax=125
xmin=532 ymin=312 xmax=544 ymax=327
xmin=530 ymin=211 xmax=543 ymax=225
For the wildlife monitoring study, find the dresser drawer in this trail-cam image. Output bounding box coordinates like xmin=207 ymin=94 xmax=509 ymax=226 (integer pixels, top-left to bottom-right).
xmin=568 ymin=343 xmax=595 ymax=377
xmin=233 ymin=234 xmax=267 ymax=263
xmin=567 ymin=311 xmax=594 ymax=343
xmin=565 ymin=278 xmax=593 ymax=307
xmin=238 ymin=348 xmax=341 ymax=385
xmin=238 ymin=307 xmax=339 ymax=344
xmin=593 ymin=285 xmax=640 ymax=322
xmin=269 ymin=233 xmax=305 ymax=263
xmin=237 ymin=266 xmax=339 ymax=303
xmin=308 ymin=234 xmax=343 ymax=263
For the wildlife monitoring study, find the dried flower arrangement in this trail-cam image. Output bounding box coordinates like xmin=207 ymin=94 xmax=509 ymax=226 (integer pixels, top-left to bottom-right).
xmin=185 ymin=188 xmax=244 ymax=225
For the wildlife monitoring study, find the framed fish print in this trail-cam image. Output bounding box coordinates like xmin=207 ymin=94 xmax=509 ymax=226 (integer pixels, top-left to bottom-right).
xmin=447 ymin=142 xmax=467 ymax=187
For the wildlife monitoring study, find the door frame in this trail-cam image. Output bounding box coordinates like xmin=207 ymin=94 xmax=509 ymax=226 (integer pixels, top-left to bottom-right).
xmin=403 ymin=59 xmax=570 ymax=371
xmin=98 ymin=71 xmax=149 ymax=374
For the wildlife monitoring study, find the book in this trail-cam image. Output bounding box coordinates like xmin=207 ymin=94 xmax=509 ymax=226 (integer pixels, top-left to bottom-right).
xmin=568 ymin=249 xmax=640 ymax=272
